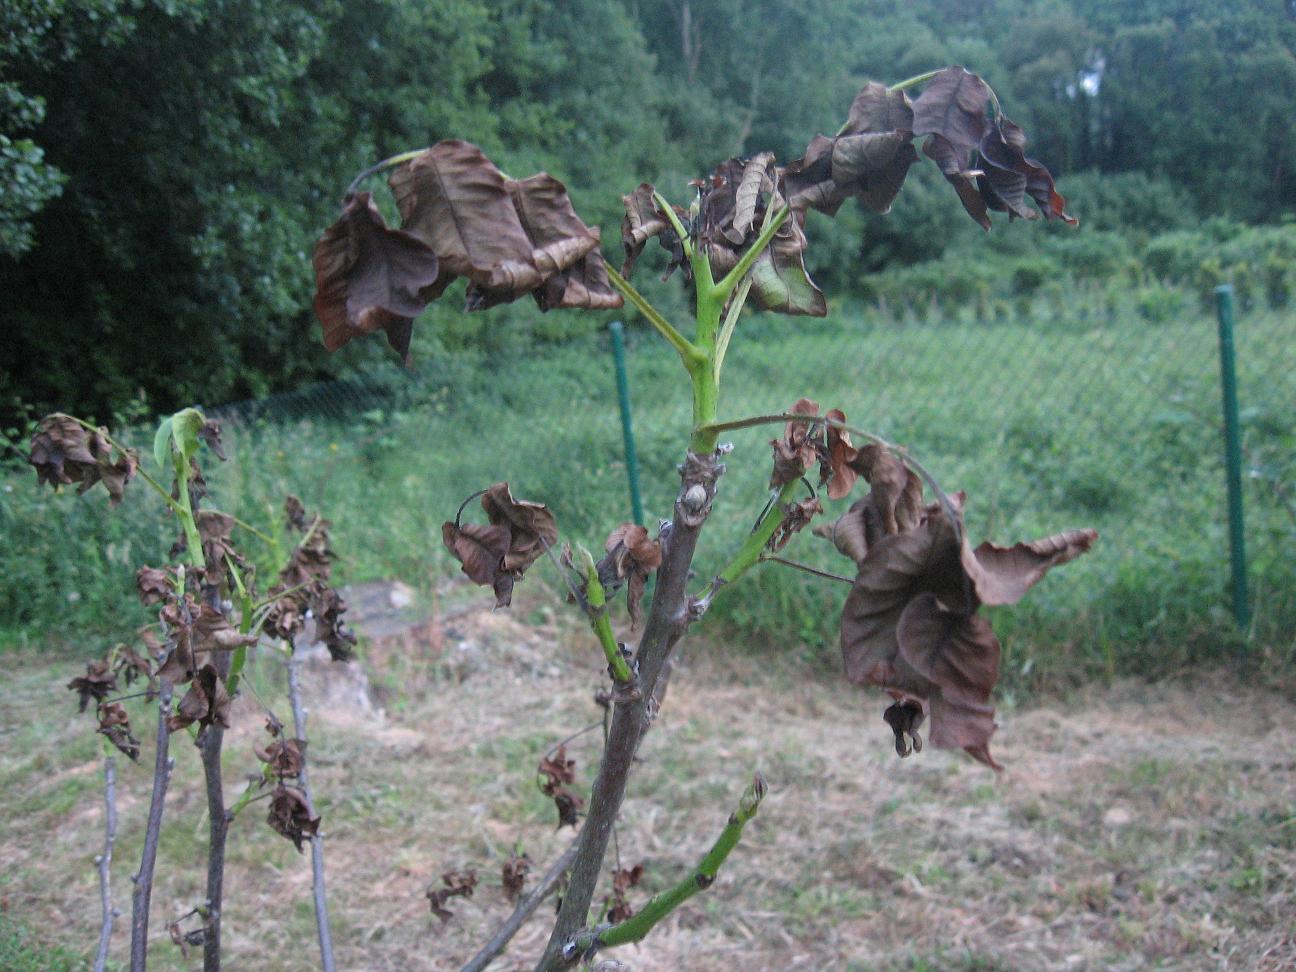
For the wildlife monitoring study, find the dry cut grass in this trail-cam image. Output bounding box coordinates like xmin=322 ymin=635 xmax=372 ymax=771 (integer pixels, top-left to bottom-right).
xmin=1 ymin=589 xmax=1293 ymax=971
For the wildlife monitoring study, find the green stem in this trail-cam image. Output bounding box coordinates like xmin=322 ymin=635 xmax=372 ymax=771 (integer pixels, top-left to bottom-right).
xmin=714 ymin=191 xmax=779 ymax=384
xmin=578 ymin=549 xmax=635 ymax=686
xmin=228 ymin=514 xmax=273 ymax=546
xmin=888 ymin=68 xmax=944 ymax=93
xmin=346 ymin=148 xmax=429 ymax=197
xmin=227 ymin=767 xmax=275 ymax=820
xmin=714 ymin=206 xmax=790 ymax=300
xmin=715 ymin=479 xmax=801 ymax=589
xmin=575 ymin=775 xmax=766 ymax=956
xmin=605 ymin=266 xmax=704 ymax=368
xmin=713 ymin=276 xmax=752 ymax=384
xmin=652 ymin=191 xmax=693 ymax=261
xmin=172 ymin=453 xmax=205 ymax=572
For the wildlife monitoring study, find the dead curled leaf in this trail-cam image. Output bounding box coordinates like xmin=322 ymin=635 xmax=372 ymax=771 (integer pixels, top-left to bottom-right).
xmin=426 ymin=869 xmax=478 ymax=921
xmin=597 ymin=523 xmax=662 ymax=629
xmin=256 ymin=737 xmax=307 ymax=779
xmin=97 ymin=702 xmax=141 ymax=761
xmin=167 ymin=663 xmax=232 ymax=732
xmin=267 ymin=784 xmax=320 ymax=852
xmin=442 ymin=483 xmax=557 ymax=608
xmin=502 ymin=852 xmax=531 ymax=902
xmin=831 ymin=447 xmax=1097 ymax=768
xmin=538 ymin=744 xmax=584 ymax=830
xmin=28 ymin=413 xmax=138 ymax=505
xmin=604 ymin=863 xmax=645 ymax=924
xmin=311 ymin=141 xmax=622 ymax=360
xmin=68 ymin=659 xmax=116 ymax=712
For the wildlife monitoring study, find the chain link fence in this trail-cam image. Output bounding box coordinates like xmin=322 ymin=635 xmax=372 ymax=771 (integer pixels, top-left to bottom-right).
xmin=205 ymin=283 xmax=1295 ymax=667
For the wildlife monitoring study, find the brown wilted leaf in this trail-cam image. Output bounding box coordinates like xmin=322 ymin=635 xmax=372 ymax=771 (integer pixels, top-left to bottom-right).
xmin=68 ymin=659 xmax=116 ymax=712
xmin=267 ymin=784 xmax=319 ymax=852
xmin=444 ymin=483 xmax=557 ymax=608
xmin=534 ymin=249 xmax=622 ymax=311
xmin=770 ymin=398 xmax=822 ymax=489
xmin=922 ymin=133 xmax=991 ymax=231
xmin=813 ymin=498 xmax=874 ymax=566
xmin=136 ymin=566 xmax=174 ymax=606
xmin=977 ymin=116 xmax=1076 ymax=225
xmin=28 ymin=414 xmax=137 ymax=505
xmin=502 ymin=852 xmax=531 ymax=903
xmin=482 ymin=482 xmax=558 ymax=574
xmin=390 ymin=141 xmax=618 ymax=316
xmin=311 ymin=191 xmax=442 ymax=364
xmin=284 ymin=494 xmax=308 ymax=532
xmin=442 ymin=521 xmax=511 ymax=594
xmin=598 ymin=523 xmax=662 ymax=629
xmin=621 ymin=182 xmax=688 ymax=280
xmin=838 ymin=483 xmax=1095 ymax=768
xmin=848 ymin=444 xmax=926 ymax=536
xmin=883 ymin=698 xmax=925 ymax=758
xmin=97 ymin=702 xmax=141 ymax=761
xmin=911 ymin=67 xmax=992 ymax=160
xmin=167 ymin=664 xmax=231 ymax=732
xmin=114 ymin=642 xmax=154 ymax=694
xmin=426 ymin=869 xmax=478 ymax=921
xmin=197 ymin=418 xmax=226 ymax=461
xmin=194 ymin=510 xmax=243 ymax=578
xmin=539 ymin=745 xmax=577 ymax=789
xmin=604 ymin=863 xmax=645 ymax=924
xmin=256 ymin=737 xmax=306 ymax=779
xmin=816 ymin=409 xmax=857 ymax=499
xmin=769 ymin=496 xmax=824 ymax=552
xmin=550 ymin=786 xmax=584 ymax=830
xmin=962 ymin=528 xmax=1099 ymax=607
xmin=783 ymin=82 xmax=918 ymax=218
xmin=690 ymin=156 xmax=826 ymax=316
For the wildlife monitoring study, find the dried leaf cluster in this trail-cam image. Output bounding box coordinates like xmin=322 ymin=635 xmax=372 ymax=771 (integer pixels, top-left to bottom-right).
xmin=28 ymin=413 xmax=138 ymax=506
xmin=313 ymin=141 xmax=623 ymax=363
xmin=538 ymin=744 xmax=584 ymax=830
xmin=263 ymin=495 xmax=356 ymax=661
xmin=619 ymin=68 xmax=1073 ymax=317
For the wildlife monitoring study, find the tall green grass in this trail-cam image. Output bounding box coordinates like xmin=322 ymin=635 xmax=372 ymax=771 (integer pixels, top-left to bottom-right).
xmin=2 ymin=283 xmax=1292 ymax=691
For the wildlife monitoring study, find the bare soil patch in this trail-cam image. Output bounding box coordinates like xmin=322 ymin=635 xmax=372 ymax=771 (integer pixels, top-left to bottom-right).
xmin=1 ymin=587 xmax=1292 ymax=971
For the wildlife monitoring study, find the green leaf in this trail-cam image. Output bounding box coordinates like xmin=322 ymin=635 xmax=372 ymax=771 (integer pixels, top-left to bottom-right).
xmin=170 ymin=408 xmax=205 ymax=465
xmin=152 ymin=416 xmax=174 ymax=471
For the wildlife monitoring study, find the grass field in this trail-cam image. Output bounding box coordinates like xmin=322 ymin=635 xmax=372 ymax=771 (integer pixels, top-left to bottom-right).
xmin=3 ymin=285 xmax=1293 ymax=691
xmin=2 ymin=588 xmax=1293 ymax=970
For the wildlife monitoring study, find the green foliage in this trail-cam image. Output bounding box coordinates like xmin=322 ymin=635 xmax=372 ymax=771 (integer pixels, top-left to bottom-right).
xmin=7 ymin=292 xmax=1293 ymax=691
xmin=0 ymin=912 xmax=86 ymax=972
xmin=2 ymin=0 xmax=1295 ymax=420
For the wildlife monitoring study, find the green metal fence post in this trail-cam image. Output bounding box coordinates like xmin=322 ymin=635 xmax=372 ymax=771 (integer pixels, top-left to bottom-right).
xmin=1214 ymin=284 xmax=1251 ymax=635
xmin=609 ymin=321 xmax=645 ymax=525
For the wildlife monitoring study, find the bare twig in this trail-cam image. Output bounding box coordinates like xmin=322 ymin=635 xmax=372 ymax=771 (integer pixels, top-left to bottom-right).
xmin=760 ymin=554 xmax=855 ymax=585
xmin=199 ymin=583 xmax=231 ymax=972
xmin=94 ymin=755 xmax=118 ymax=972
xmin=460 ymin=839 xmax=580 ymax=972
xmin=288 ymin=645 xmax=337 ymax=972
xmin=130 ymin=682 xmax=174 ymax=972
